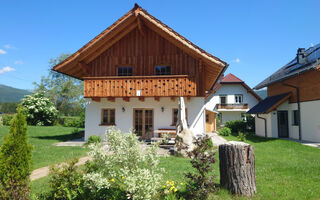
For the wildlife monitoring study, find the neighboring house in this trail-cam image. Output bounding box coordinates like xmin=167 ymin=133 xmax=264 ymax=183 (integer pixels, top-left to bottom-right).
xmin=248 ymin=44 xmax=320 ymax=142
xmin=204 ymin=73 xmax=261 ymax=132
xmin=52 ymin=4 xmax=227 ymax=140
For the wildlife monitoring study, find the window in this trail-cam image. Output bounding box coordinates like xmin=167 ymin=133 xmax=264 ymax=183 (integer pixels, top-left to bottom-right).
xmin=172 ymin=108 xmax=188 ymax=126
xmin=292 ymin=110 xmax=299 ymax=126
xmin=220 ymin=95 xmax=227 ymax=104
xmin=155 ymin=65 xmax=171 ymax=75
xmin=101 ymin=109 xmax=115 ymax=125
xmin=235 ymin=94 xmax=243 ymax=104
xmin=117 ymin=66 xmax=133 ymax=76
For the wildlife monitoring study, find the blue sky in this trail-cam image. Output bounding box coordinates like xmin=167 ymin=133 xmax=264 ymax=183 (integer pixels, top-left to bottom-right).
xmin=1 ymin=0 xmax=319 ymax=90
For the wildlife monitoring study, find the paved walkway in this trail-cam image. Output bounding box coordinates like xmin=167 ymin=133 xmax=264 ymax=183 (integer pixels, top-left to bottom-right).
xmin=30 ymin=156 xmax=92 ymax=181
xmin=207 ymin=132 xmax=228 ymax=146
xmin=283 ymin=138 xmax=320 ymax=149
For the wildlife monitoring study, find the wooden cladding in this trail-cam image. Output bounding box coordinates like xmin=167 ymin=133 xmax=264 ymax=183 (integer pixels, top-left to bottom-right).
xmin=216 ymin=104 xmax=248 ymax=110
xmin=268 ymin=70 xmax=320 ymax=103
xmin=84 ymin=75 xmax=199 ymax=98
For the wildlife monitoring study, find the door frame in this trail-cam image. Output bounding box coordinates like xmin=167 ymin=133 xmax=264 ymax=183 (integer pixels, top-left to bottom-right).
xmin=133 ymin=108 xmax=154 ymax=140
xmin=277 ymin=110 xmax=289 ymax=138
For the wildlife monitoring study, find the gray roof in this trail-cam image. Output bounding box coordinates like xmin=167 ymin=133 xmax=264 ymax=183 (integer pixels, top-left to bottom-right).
xmin=247 ymin=93 xmax=290 ymax=114
xmin=254 ymin=43 xmax=320 ymax=90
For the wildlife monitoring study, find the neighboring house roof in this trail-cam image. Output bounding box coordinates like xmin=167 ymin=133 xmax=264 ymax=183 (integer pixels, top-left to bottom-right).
xmin=255 ymin=43 xmax=320 ymax=90
xmin=206 ymin=73 xmax=262 ymax=101
xmin=247 ymin=93 xmax=291 ymax=114
xmin=52 ymin=3 xmax=227 ymax=90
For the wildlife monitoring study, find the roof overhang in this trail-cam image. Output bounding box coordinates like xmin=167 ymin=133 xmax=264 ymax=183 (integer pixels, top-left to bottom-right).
xmin=247 ymin=93 xmax=291 ymax=114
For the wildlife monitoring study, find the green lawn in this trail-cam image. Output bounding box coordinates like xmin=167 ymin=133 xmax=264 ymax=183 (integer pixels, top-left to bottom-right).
xmin=26 ymin=130 xmax=320 ymax=199
xmin=0 ymin=126 xmax=88 ymax=169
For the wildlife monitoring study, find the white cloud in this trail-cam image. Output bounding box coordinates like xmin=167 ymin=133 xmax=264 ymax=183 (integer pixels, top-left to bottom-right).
xmin=4 ymin=44 xmax=16 ymax=49
xmin=0 ymin=49 xmax=7 ymax=54
xmin=231 ymin=58 xmax=241 ymax=63
xmin=0 ymin=66 xmax=15 ymax=74
xmin=14 ymin=60 xmax=23 ymax=65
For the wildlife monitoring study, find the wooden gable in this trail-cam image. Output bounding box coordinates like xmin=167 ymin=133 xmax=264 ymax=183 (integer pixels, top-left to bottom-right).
xmin=53 ymin=4 xmax=227 ymax=91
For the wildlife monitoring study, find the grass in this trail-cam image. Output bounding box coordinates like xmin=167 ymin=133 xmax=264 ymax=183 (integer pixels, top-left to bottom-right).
xmin=0 ymin=125 xmax=88 ymax=169
xmin=27 ymin=130 xmax=320 ymax=199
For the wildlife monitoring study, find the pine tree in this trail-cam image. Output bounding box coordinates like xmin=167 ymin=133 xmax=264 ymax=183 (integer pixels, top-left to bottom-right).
xmin=0 ymin=107 xmax=33 ymax=199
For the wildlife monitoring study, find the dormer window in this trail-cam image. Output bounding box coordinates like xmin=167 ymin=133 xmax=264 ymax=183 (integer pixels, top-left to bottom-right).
xmin=117 ymin=66 xmax=133 ymax=76
xmin=155 ymin=65 xmax=171 ymax=75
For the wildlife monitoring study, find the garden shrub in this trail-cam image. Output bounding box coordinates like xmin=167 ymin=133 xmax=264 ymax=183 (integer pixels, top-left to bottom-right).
xmin=48 ymin=158 xmax=85 ymax=200
xmin=20 ymin=92 xmax=58 ymax=126
xmin=87 ymin=135 xmax=101 ymax=144
xmin=58 ymin=114 xmax=85 ymax=128
xmin=237 ymin=132 xmax=246 ymax=141
xmin=2 ymin=114 xmax=14 ymax=126
xmin=218 ymin=127 xmax=231 ymax=136
xmin=84 ymin=128 xmax=163 ymax=200
xmin=185 ymin=135 xmax=217 ymax=200
xmin=0 ymin=107 xmax=33 ymax=199
xmin=225 ymin=120 xmax=247 ymax=134
xmin=246 ymin=115 xmax=255 ymax=131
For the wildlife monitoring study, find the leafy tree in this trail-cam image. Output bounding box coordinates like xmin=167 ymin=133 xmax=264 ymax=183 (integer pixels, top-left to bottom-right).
xmin=20 ymin=92 xmax=58 ymax=126
xmin=33 ymin=53 xmax=84 ymax=116
xmin=0 ymin=107 xmax=33 ymax=199
xmin=0 ymin=102 xmax=18 ymax=114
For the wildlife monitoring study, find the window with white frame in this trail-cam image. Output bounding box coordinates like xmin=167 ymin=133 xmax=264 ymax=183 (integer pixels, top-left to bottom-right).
xmin=235 ymin=94 xmax=243 ymax=104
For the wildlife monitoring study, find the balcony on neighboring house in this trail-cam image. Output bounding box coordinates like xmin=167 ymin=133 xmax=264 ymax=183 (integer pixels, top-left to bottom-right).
xmin=216 ymin=103 xmax=249 ymax=111
xmin=83 ymin=75 xmax=200 ymax=98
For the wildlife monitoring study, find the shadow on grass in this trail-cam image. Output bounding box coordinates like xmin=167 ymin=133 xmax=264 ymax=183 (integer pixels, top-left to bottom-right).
xmin=32 ymin=131 xmax=84 ymax=142
xmin=229 ymin=132 xmax=278 ymax=144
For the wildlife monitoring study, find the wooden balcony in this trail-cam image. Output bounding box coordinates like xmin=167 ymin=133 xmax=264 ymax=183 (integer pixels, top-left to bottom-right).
xmin=216 ymin=103 xmax=248 ymax=110
xmin=83 ymin=75 xmax=198 ymax=98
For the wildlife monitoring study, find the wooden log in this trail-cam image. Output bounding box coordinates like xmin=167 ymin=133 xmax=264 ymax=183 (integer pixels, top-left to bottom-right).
xmin=219 ymin=141 xmax=256 ymax=196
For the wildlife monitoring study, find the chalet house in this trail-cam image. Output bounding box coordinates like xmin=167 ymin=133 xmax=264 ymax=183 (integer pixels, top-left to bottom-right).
xmin=248 ymin=44 xmax=320 ymax=142
xmin=52 ymin=4 xmax=227 ymax=140
xmin=204 ymin=73 xmax=261 ymax=132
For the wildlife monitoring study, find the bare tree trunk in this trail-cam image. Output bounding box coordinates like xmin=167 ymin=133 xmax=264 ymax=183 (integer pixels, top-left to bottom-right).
xmin=219 ymin=141 xmax=257 ymax=196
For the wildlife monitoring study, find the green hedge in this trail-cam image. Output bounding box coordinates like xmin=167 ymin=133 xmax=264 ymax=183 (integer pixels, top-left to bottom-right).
xmin=225 ymin=120 xmax=247 ymax=134
xmin=57 ymin=114 xmax=84 ymax=128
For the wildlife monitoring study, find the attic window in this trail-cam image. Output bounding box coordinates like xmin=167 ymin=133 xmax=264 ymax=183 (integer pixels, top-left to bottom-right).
xmin=117 ymin=66 xmax=133 ymax=76
xmin=155 ymin=65 xmax=171 ymax=75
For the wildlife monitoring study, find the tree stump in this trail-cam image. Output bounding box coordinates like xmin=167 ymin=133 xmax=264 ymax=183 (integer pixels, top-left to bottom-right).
xmin=219 ymin=141 xmax=257 ymax=196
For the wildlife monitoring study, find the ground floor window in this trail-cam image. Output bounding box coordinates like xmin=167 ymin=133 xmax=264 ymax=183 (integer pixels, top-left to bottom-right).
xmin=101 ymin=109 xmax=115 ymax=125
xmin=172 ymin=108 xmax=188 ymax=126
xmin=292 ymin=110 xmax=299 ymax=126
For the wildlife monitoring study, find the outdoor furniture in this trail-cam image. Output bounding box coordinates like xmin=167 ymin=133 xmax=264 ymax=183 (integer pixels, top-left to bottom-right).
xmin=154 ymin=128 xmax=176 ymax=138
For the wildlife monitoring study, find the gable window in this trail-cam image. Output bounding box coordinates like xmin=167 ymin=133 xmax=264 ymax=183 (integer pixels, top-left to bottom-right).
xmin=101 ymin=109 xmax=115 ymax=125
xmin=235 ymin=94 xmax=243 ymax=104
xmin=117 ymin=66 xmax=133 ymax=76
xmin=292 ymin=110 xmax=299 ymax=126
xmin=155 ymin=65 xmax=171 ymax=75
xmin=172 ymin=108 xmax=188 ymax=126
xmin=220 ymin=95 xmax=227 ymax=105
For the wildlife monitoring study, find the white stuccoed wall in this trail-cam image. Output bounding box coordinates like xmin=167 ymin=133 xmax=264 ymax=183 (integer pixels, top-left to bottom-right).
xmin=84 ymin=97 xmax=205 ymax=140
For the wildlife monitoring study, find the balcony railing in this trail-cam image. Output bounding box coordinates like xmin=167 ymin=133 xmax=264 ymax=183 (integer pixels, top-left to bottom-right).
xmin=216 ymin=103 xmax=248 ymax=110
xmin=83 ymin=75 xmax=198 ymax=98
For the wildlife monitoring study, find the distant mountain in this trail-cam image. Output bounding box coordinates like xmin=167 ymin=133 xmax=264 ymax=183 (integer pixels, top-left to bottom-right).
xmin=255 ymin=89 xmax=267 ymax=99
xmin=0 ymin=84 xmax=32 ymax=102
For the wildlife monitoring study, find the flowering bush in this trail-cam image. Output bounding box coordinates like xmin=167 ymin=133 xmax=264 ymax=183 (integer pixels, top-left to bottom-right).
xmin=84 ymin=128 xmax=163 ymax=200
xmin=161 ymin=180 xmax=184 ymax=200
xmin=20 ymin=92 xmax=58 ymax=126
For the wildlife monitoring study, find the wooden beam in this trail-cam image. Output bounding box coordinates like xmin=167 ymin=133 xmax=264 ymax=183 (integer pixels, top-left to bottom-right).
xmin=138 ymin=96 xmax=145 ymax=102
xmin=107 ymin=97 xmax=115 ymax=102
xmin=92 ymin=97 xmax=101 ymax=102
xmin=79 ymin=61 xmax=91 ymax=75
xmin=170 ymin=97 xmax=175 ymax=102
xmin=137 ymin=16 xmax=145 ymax=37
xmin=123 ymin=97 xmax=130 ymax=102
xmin=154 ymin=96 xmax=160 ymax=101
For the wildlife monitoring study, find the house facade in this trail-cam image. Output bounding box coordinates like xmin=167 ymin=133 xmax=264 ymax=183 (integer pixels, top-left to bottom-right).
xmin=204 ymin=73 xmax=261 ymax=132
xmin=248 ymin=44 xmax=320 ymax=142
xmin=52 ymin=4 xmax=227 ymax=140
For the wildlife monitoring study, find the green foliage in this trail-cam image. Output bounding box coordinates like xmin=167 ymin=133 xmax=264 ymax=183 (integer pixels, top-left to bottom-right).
xmin=218 ymin=127 xmax=231 ymax=136
xmin=1 ymin=114 xmax=14 ymax=126
xmin=87 ymin=135 xmax=101 ymax=145
xmin=59 ymin=115 xmax=84 ymax=128
xmin=246 ymin=115 xmax=255 ymax=132
xmin=84 ymin=128 xmax=163 ymax=200
xmin=225 ymin=120 xmax=247 ymax=134
xmin=33 ymin=53 xmax=85 ymax=116
xmin=20 ymin=92 xmax=58 ymax=126
xmin=0 ymin=108 xmax=33 ymax=199
xmin=47 ymin=158 xmax=84 ymax=200
xmin=237 ymin=132 xmax=246 ymax=141
xmin=0 ymin=102 xmax=18 ymax=113
xmin=185 ymin=135 xmax=216 ymax=200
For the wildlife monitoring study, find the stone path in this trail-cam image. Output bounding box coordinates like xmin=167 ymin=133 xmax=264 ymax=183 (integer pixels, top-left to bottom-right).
xmin=30 ymin=156 xmax=92 ymax=181
xmin=207 ymin=132 xmax=228 ymax=146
